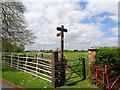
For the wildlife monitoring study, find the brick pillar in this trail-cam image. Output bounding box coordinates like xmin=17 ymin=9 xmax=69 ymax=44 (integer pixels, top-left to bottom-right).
xmin=88 ymin=47 xmax=100 ymax=80
xmin=88 ymin=47 xmax=100 ymax=65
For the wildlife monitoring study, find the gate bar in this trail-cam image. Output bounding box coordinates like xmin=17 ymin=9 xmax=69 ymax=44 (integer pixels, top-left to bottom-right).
xmin=82 ymin=58 xmax=86 ymax=80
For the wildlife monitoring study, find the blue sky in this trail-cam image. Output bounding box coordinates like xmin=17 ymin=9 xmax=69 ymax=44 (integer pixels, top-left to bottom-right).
xmin=23 ymin=0 xmax=118 ymax=50
xmin=81 ymin=12 xmax=118 ymax=37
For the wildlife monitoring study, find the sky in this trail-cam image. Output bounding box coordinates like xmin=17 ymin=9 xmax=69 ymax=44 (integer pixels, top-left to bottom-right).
xmin=21 ymin=0 xmax=119 ymax=50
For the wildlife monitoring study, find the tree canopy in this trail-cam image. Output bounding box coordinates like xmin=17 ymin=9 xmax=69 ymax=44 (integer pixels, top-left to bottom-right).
xmin=1 ymin=0 xmax=35 ymax=52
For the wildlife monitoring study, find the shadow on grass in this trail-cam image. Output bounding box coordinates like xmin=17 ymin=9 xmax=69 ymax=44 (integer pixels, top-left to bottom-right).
xmin=66 ymin=78 xmax=86 ymax=86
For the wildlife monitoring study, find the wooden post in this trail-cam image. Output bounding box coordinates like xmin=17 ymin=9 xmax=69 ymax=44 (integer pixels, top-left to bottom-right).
xmin=56 ymin=25 xmax=67 ymax=61
xmin=41 ymin=54 xmax=43 ymax=58
xmin=56 ymin=25 xmax=67 ymax=88
xmin=61 ymin=25 xmax=64 ymax=61
xmin=52 ymin=52 xmax=58 ymax=88
xmin=52 ymin=52 xmax=65 ymax=88
xmin=82 ymin=58 xmax=86 ymax=80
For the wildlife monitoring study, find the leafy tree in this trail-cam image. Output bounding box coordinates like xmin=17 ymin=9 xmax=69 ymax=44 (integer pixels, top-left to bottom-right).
xmin=14 ymin=45 xmax=24 ymax=52
xmin=2 ymin=38 xmax=25 ymax=52
xmin=1 ymin=0 xmax=35 ymax=52
xmin=2 ymin=38 xmax=14 ymax=52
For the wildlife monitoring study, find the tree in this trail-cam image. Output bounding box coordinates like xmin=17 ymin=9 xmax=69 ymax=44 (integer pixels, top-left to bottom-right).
xmin=2 ymin=38 xmax=25 ymax=52
xmin=1 ymin=0 xmax=35 ymax=52
xmin=14 ymin=45 xmax=25 ymax=52
xmin=2 ymin=38 xmax=14 ymax=52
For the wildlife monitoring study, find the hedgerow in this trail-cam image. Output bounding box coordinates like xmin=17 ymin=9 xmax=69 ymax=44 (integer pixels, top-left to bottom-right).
xmin=92 ymin=47 xmax=120 ymax=66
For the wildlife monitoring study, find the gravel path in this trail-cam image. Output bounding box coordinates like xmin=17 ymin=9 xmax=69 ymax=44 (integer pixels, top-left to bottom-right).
xmin=2 ymin=79 xmax=24 ymax=89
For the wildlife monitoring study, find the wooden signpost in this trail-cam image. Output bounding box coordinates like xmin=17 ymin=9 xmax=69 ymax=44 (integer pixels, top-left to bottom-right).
xmin=56 ymin=25 xmax=68 ymax=61
xmin=52 ymin=25 xmax=68 ymax=88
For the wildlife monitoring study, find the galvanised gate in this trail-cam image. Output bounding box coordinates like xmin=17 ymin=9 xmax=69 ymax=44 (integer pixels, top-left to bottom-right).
xmin=65 ymin=57 xmax=86 ymax=85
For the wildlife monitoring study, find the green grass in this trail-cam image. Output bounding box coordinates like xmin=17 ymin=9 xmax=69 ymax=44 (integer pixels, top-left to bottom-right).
xmin=61 ymin=77 xmax=97 ymax=88
xmin=2 ymin=52 xmax=97 ymax=88
xmin=2 ymin=65 xmax=52 ymax=88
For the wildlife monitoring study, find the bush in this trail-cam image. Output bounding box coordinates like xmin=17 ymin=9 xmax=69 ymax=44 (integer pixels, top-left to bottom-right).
xmin=92 ymin=47 xmax=120 ymax=66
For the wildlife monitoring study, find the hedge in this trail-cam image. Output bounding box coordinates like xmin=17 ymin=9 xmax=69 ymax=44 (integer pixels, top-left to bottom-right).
xmin=92 ymin=47 xmax=120 ymax=66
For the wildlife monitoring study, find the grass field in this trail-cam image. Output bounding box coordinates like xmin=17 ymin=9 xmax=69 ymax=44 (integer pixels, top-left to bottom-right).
xmin=2 ymin=52 xmax=97 ymax=88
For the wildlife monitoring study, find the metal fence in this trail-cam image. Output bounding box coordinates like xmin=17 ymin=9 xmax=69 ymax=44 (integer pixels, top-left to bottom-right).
xmin=2 ymin=52 xmax=52 ymax=82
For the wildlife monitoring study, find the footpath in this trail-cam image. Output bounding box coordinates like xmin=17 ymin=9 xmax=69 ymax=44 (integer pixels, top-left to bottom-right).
xmin=1 ymin=79 xmax=24 ymax=89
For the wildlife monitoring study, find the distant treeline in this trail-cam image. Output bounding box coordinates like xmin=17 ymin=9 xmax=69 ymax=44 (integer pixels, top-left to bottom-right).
xmin=25 ymin=49 xmax=88 ymax=53
xmin=3 ymin=44 xmax=88 ymax=53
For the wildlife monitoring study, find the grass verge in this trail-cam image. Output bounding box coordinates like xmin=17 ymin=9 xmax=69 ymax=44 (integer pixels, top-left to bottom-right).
xmin=2 ymin=65 xmax=52 ymax=88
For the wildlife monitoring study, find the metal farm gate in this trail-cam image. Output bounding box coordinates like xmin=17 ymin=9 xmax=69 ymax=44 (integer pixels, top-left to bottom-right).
xmin=65 ymin=57 xmax=86 ymax=85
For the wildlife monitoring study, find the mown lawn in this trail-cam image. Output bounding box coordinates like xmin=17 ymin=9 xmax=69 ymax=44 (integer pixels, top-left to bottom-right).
xmin=2 ymin=52 xmax=97 ymax=88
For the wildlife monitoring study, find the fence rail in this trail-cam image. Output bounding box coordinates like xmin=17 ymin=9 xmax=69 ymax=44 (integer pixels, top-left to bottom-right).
xmin=2 ymin=52 xmax=52 ymax=82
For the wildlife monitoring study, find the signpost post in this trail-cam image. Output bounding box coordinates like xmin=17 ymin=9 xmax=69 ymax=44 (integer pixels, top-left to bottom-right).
xmin=56 ymin=25 xmax=68 ymax=87
xmin=56 ymin=25 xmax=68 ymax=61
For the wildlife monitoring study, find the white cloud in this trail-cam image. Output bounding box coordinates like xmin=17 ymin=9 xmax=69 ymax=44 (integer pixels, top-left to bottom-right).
xmin=90 ymin=37 xmax=118 ymax=47
xmin=108 ymin=15 xmax=118 ymax=22
xmin=111 ymin=27 xmax=118 ymax=35
xmin=21 ymin=0 xmax=119 ymax=2
xmin=87 ymin=0 xmax=119 ymax=2
xmin=23 ymin=1 xmax=118 ymax=50
xmin=86 ymin=1 xmax=118 ymax=16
